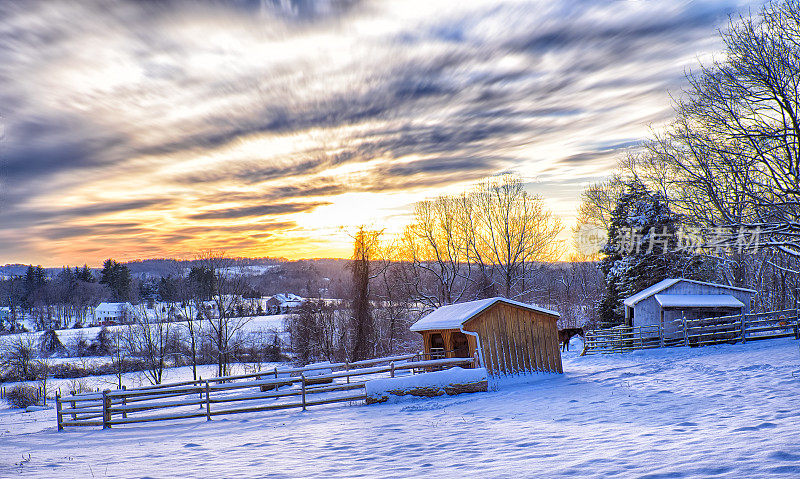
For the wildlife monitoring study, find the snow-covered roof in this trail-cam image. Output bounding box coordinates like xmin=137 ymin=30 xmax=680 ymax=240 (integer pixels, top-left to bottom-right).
xmin=654 ymin=294 xmax=744 ymax=309
xmin=94 ymin=302 xmax=133 ymax=314
xmin=270 ymin=293 xmax=304 ymax=305
xmin=410 ymin=297 xmax=559 ymax=332
xmin=624 ymin=279 xmax=756 ymax=307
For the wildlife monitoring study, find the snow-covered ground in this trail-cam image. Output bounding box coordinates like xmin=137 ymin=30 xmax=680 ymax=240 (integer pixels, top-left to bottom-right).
xmin=2 ymin=338 xmax=800 ymax=478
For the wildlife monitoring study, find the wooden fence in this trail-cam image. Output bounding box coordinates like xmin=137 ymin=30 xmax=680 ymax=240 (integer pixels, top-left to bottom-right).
xmin=583 ymin=309 xmax=799 ymax=355
xmin=55 ymin=354 xmax=476 ymax=430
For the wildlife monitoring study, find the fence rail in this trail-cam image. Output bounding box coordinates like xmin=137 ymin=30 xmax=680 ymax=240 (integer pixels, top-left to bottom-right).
xmin=583 ymin=309 xmax=799 ymax=355
xmin=55 ymin=355 xmax=476 ymax=430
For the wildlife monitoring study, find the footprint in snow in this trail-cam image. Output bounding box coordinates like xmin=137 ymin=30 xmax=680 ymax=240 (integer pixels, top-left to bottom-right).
xmin=768 ymin=450 xmax=800 ymax=462
xmin=732 ymin=422 xmax=777 ymax=432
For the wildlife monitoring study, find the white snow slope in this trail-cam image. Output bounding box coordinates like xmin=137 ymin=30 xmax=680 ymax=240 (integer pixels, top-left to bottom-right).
xmin=2 ymin=339 xmax=800 ymax=478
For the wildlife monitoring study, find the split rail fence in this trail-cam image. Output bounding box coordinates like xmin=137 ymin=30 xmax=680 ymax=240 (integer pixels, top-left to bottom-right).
xmin=583 ymin=308 xmax=800 ymax=355
xmin=55 ymin=354 xmax=475 ymax=430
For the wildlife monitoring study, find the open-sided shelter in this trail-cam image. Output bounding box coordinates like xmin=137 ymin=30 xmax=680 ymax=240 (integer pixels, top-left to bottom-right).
xmin=410 ymin=297 xmax=562 ymax=375
xmin=623 ymin=278 xmax=756 ymax=339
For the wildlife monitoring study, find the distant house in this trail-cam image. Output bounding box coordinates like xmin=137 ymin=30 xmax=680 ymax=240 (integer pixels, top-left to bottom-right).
xmin=265 ymin=294 xmax=305 ymax=314
xmin=623 ymin=278 xmax=756 ymax=338
xmin=410 ymin=297 xmax=563 ymax=376
xmin=93 ymin=302 xmax=134 ymax=325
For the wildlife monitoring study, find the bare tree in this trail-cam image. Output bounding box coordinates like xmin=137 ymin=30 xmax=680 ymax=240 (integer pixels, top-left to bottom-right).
xmin=108 ymin=329 xmax=129 ymax=389
xmin=127 ymin=307 xmax=172 ymax=385
xmin=468 ymin=175 xmax=563 ymax=299
xmin=0 ymin=335 xmax=36 ymax=381
xmin=398 ymin=195 xmax=474 ymax=309
xmin=195 ymin=250 xmax=251 ymax=376
xmin=643 ymin=1 xmax=800 ymax=257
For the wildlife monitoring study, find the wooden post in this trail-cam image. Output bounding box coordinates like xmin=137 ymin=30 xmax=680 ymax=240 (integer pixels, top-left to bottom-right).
xmin=740 ymin=311 xmax=747 ymax=343
xmin=102 ymin=390 xmax=111 ymax=429
xmin=301 ymin=374 xmax=307 ymax=411
xmin=273 ymin=367 xmax=278 ymax=379
xmin=70 ymin=394 xmax=76 ymax=421
xmin=205 ymin=381 xmax=211 ymax=421
xmin=121 ymin=385 xmax=127 ymax=419
xmin=390 ymin=361 xmax=395 ymax=378
xmin=682 ymin=317 xmax=688 ymax=347
xmin=199 ymin=376 xmax=204 ymax=409
xmin=659 ymin=322 xmax=664 ymax=348
xmin=345 ymin=362 xmax=349 ymax=384
xmin=56 ymin=392 xmax=63 ymax=431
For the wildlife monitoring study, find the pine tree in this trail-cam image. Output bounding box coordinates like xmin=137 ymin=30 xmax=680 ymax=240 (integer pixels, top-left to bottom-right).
xmin=599 ymin=182 xmax=701 ymax=327
xmin=76 ymin=264 xmax=95 ymax=283
xmin=100 ymin=259 xmax=132 ymax=302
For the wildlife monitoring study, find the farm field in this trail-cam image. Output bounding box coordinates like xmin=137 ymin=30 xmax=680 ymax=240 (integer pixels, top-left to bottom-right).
xmin=2 ymin=338 xmax=799 ymax=478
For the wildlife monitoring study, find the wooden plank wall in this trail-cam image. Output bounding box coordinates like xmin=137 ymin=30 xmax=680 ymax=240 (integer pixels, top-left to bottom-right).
xmin=466 ymin=303 xmax=562 ymax=375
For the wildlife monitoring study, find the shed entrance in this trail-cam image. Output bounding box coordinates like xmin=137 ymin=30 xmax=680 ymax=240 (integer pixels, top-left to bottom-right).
xmin=430 ymin=333 xmax=445 ymax=359
xmin=451 ymin=332 xmax=470 ymax=358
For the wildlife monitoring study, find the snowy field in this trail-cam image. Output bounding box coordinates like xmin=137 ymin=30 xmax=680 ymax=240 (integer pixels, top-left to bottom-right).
xmin=0 ymin=314 xmax=290 ymax=350
xmin=2 ymin=338 xmax=800 ymax=478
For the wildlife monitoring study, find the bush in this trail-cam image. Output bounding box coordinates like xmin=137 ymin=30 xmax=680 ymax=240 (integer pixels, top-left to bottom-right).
xmin=66 ymin=378 xmax=92 ymax=395
xmin=48 ymin=363 xmax=89 ymax=379
xmin=6 ymin=384 xmax=38 ymax=408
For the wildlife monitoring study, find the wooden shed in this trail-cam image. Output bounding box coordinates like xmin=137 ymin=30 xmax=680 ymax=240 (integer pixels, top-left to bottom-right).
xmin=410 ymin=297 xmax=563 ymax=376
xmin=623 ymin=278 xmax=756 ymax=340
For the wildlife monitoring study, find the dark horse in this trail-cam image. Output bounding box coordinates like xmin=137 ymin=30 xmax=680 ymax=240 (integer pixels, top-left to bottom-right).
xmin=558 ymin=328 xmax=585 ymax=351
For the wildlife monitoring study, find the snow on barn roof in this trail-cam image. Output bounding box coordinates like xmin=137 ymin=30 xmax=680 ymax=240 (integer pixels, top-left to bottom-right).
xmin=410 ymin=297 xmax=559 ymax=332
xmin=95 ymin=302 xmax=133 ymax=312
xmin=654 ymin=294 xmax=745 ymax=309
xmin=623 ymin=278 xmax=756 ymax=307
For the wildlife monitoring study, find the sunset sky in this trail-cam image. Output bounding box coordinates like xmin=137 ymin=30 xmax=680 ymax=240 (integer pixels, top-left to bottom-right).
xmin=0 ymin=0 xmax=762 ymax=266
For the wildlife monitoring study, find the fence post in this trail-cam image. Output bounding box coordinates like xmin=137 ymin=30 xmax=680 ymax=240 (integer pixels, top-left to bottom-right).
xmin=301 ymin=374 xmax=307 ymax=411
xmin=121 ymin=385 xmax=127 ymax=419
xmin=56 ymin=392 xmax=63 ymax=431
xmin=682 ymin=317 xmax=688 ymax=347
xmin=390 ymin=361 xmax=395 ymax=378
xmin=102 ymin=390 xmax=111 ymax=429
xmin=345 ymin=362 xmax=350 ymax=384
xmin=273 ymin=367 xmax=278 ymax=380
xmin=659 ymin=323 xmax=664 ymax=348
xmin=199 ymin=376 xmax=204 ymax=409
xmin=740 ymin=311 xmax=747 ymax=343
xmin=70 ymin=393 xmax=77 ymax=421
xmin=205 ymin=381 xmax=211 ymax=421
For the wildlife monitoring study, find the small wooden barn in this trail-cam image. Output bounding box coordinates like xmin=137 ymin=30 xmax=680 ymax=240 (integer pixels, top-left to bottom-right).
xmin=410 ymin=297 xmax=562 ymax=375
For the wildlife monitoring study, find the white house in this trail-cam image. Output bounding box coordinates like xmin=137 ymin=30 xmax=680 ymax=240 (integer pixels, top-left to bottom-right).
xmin=624 ymin=278 xmax=756 ymax=338
xmin=93 ymin=302 xmax=134 ymax=324
xmin=265 ymin=294 xmax=305 ymax=314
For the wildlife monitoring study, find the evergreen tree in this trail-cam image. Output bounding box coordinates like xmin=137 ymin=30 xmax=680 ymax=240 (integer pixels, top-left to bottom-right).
xmin=599 ymin=182 xmax=703 ymax=327
xmin=100 ymin=259 xmax=132 ymax=302
xmin=76 ymin=264 xmax=95 ymax=283
xmin=22 ymin=265 xmax=46 ymax=309
xmin=188 ymin=266 xmax=214 ymax=301
xmin=158 ymin=275 xmax=179 ymax=303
